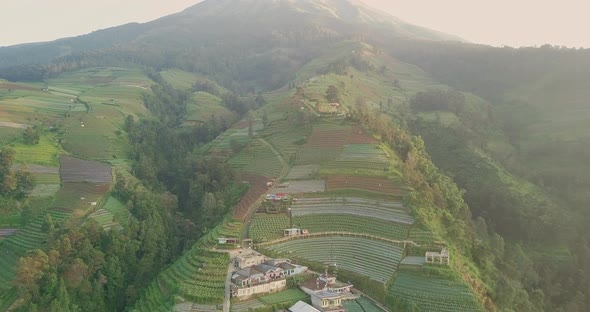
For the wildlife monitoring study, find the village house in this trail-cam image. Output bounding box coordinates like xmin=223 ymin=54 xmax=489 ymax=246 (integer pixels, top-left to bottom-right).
xmin=235 ymin=250 xmax=266 ymax=269
xmin=310 ymin=291 xmax=345 ymax=312
xmin=425 ymin=247 xmax=450 ymax=265
xmin=301 ymin=271 xmax=353 ymax=295
xmin=231 ymin=258 xmax=308 ymax=300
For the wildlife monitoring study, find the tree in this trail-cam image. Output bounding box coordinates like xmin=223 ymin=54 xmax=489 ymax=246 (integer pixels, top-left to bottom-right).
xmin=23 ymin=126 xmax=40 ymax=145
xmin=262 ymin=110 xmax=269 ymax=127
xmin=14 ymin=250 xmax=49 ymax=299
xmin=0 ymin=147 xmax=17 ymax=194
xmin=325 ymin=85 xmax=340 ymax=103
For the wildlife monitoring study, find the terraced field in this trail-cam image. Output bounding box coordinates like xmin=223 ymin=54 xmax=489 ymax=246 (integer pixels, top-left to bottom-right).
xmin=229 ymin=140 xmax=282 ymax=178
xmin=249 ymin=214 xmax=410 ymax=242
xmin=267 ymin=236 xmax=404 ymax=282
xmin=132 ymin=248 xmax=229 ymax=311
xmin=388 ymin=271 xmax=482 ymax=312
xmin=233 ymin=174 xmax=269 ymax=219
xmin=0 ymin=210 xmax=70 ymax=300
xmin=325 ymin=175 xmax=406 ymax=196
xmin=296 ymin=127 xmax=350 ymax=164
xmin=290 ymin=197 xmax=414 ymax=224
xmin=343 ymin=297 xmax=384 ymax=312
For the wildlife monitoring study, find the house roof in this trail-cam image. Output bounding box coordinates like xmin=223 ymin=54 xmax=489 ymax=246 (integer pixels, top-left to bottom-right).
xmin=254 ymin=263 xmax=282 ymax=274
xmin=234 ymin=266 xmax=264 ymax=278
xmin=312 ymin=290 xmax=342 ymax=299
xmin=289 ymin=301 xmax=320 ymax=312
xmin=301 ymin=277 xmax=327 ymax=291
xmin=279 ymin=262 xmax=297 ymax=270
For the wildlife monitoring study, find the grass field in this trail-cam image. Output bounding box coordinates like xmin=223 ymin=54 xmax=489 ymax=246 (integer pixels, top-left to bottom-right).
xmin=11 ymin=134 xmax=60 ymax=166
xmin=259 ymin=288 xmax=307 ymax=305
xmin=186 ymin=91 xmax=234 ymax=124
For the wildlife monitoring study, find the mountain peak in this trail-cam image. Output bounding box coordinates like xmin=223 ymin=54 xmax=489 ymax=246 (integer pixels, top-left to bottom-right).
xmin=182 ymin=0 xmax=393 ymax=23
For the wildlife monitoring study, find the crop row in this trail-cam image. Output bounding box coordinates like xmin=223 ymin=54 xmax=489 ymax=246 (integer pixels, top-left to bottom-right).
xmin=388 ymin=272 xmax=482 ymax=312
xmin=249 ymin=214 xmax=410 ymax=242
xmin=290 ymin=197 xmax=414 ymax=224
xmin=267 ymin=236 xmax=404 ymax=282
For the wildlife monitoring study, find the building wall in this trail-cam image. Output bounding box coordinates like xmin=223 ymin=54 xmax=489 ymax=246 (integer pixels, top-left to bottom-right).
xmin=236 ymin=255 xmax=266 ymax=269
xmin=234 ymin=279 xmax=287 ymax=300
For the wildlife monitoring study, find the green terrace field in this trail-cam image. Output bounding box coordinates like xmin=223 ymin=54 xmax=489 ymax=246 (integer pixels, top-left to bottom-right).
xmin=259 ymin=119 xmax=311 ymax=162
xmin=343 ymin=297 xmax=384 ymax=312
xmin=11 ymin=134 xmax=61 ymax=166
xmin=200 ymin=217 xmax=243 ymax=247
xmin=249 ymin=213 xmax=410 ymax=242
xmin=205 ymin=128 xmax=250 ymax=152
xmin=185 ymin=91 xmax=234 ymax=124
xmin=0 ymin=210 xmax=70 ymax=299
xmin=132 ymin=248 xmax=229 ymax=311
xmin=290 ymin=197 xmax=414 ymax=224
xmin=0 ymin=127 xmax=21 ymax=145
xmin=266 ymin=236 xmax=404 ymax=283
xmin=102 ymin=196 xmax=130 ymax=226
xmin=388 ymin=270 xmax=482 ymax=312
xmin=229 ymin=140 xmax=283 ymax=178
xmin=320 ymin=143 xmax=390 ymax=176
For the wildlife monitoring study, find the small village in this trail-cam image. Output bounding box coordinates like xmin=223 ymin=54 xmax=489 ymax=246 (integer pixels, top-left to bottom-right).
xmin=221 ymin=195 xmax=451 ymax=312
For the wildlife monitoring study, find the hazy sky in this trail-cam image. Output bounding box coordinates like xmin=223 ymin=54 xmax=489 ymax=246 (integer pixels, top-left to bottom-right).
xmin=0 ymin=0 xmax=587 ymax=48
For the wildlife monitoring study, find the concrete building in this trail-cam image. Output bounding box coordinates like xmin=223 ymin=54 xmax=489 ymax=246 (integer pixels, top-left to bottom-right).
xmin=310 ymin=291 xmax=345 ymax=312
xmin=425 ymin=247 xmax=450 ymax=265
xmin=235 ymin=250 xmax=266 ymax=269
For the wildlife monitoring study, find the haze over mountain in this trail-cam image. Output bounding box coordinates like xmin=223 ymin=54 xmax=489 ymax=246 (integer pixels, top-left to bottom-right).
xmin=1 ymin=0 xmax=590 ymax=311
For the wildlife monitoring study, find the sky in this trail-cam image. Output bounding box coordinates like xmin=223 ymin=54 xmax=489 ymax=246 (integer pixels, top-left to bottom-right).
xmin=0 ymin=0 xmax=587 ymax=48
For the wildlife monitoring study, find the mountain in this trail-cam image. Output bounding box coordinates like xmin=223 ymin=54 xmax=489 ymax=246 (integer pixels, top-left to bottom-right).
xmin=0 ymin=0 xmax=459 ymax=81
xmin=1 ymin=0 xmax=590 ymax=311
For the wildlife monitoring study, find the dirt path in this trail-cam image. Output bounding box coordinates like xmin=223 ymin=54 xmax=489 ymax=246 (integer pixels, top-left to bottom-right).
xmin=239 ymin=138 xmax=290 ymax=240
xmin=0 ymin=122 xmax=28 ymax=129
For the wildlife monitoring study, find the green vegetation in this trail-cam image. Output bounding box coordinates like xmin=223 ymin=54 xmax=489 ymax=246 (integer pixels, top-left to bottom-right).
xmin=267 ymin=236 xmax=404 ymax=283
xmin=249 ymin=213 xmax=410 ymax=242
xmin=259 ymin=288 xmax=307 ymax=305
xmin=387 ymin=270 xmax=483 ymax=312
xmin=229 ymin=140 xmax=283 ymax=178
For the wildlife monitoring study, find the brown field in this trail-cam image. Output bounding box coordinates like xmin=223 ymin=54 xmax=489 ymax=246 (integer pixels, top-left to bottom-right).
xmin=0 ymin=82 xmax=39 ymax=92
xmin=307 ymin=130 xmax=350 ymax=148
xmin=325 ymin=175 xmax=404 ymax=195
xmin=52 ymin=182 xmax=111 ymax=215
xmin=233 ymin=174 xmax=269 ymax=220
xmin=60 ymin=155 xmax=112 ymax=183
xmin=348 ymin=125 xmax=378 ymax=144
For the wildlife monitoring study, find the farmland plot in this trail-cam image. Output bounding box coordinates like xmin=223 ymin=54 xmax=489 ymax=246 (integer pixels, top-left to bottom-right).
xmin=325 ymin=175 xmax=405 ymax=196
xmin=233 ymin=174 xmax=268 ymax=219
xmin=60 ymin=155 xmax=112 ymax=183
xmin=277 ymin=180 xmax=326 ymax=194
xmin=285 ymin=165 xmax=320 ymax=180
xmin=267 ymin=236 xmax=404 ymax=283
xmin=388 ymin=272 xmax=482 ymax=312
xmin=249 ymin=213 xmax=410 ymax=242
xmin=290 ymin=197 xmax=414 ymax=224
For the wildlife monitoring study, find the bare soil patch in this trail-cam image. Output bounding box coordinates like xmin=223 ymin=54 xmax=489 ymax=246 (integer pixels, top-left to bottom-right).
xmin=348 ymin=125 xmax=378 ymax=144
xmin=325 ymin=175 xmax=404 ymax=195
xmin=59 ymin=155 xmax=112 ymax=183
xmin=0 ymin=121 xmax=28 ymax=129
xmin=0 ymin=82 xmax=39 ymax=92
xmin=233 ymin=174 xmax=269 ymax=220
